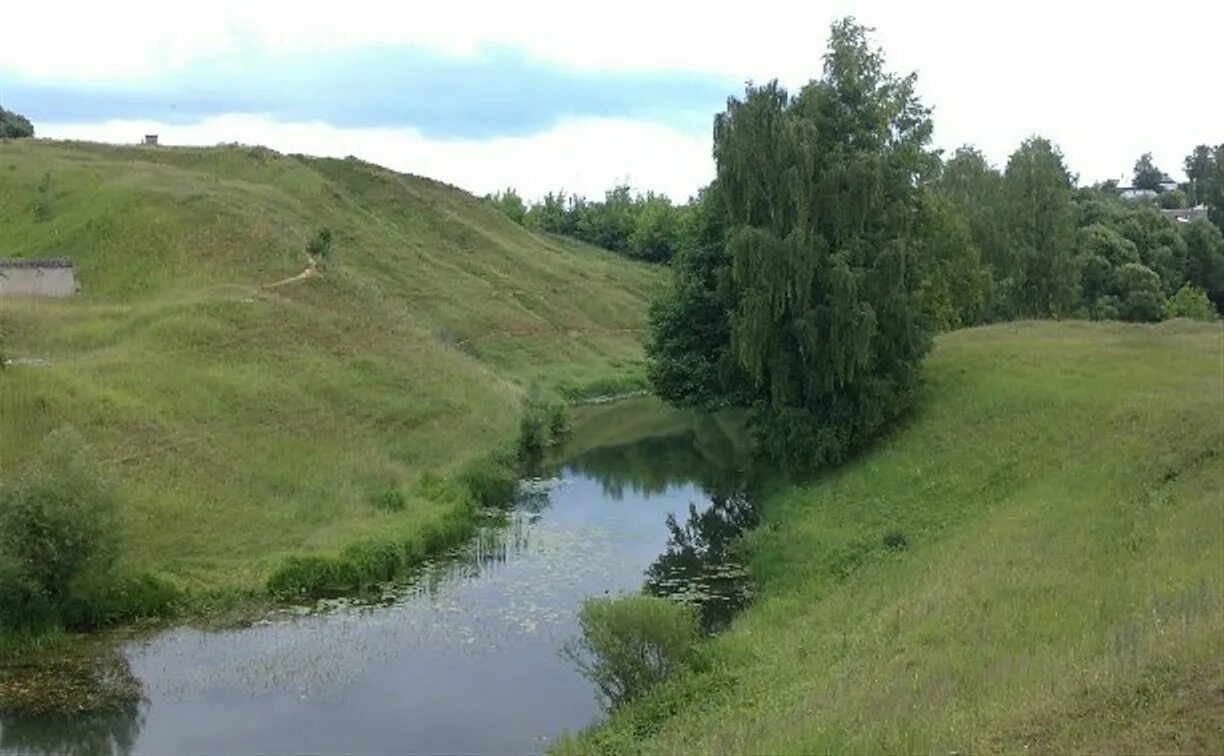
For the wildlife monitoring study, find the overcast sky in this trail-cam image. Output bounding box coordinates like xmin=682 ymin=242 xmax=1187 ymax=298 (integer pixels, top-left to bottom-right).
xmin=4 ymin=0 xmax=1221 ymax=200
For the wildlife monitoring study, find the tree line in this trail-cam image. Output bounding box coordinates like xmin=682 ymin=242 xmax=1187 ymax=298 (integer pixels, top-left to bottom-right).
xmin=487 ymin=184 xmax=688 ymax=263
xmin=488 ymin=142 xmax=1222 ymax=332
xmin=635 ymin=18 xmax=1223 ymax=470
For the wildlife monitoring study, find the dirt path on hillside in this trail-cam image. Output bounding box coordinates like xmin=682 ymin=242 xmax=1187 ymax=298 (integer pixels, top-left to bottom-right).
xmin=263 ymin=258 xmax=320 ymax=289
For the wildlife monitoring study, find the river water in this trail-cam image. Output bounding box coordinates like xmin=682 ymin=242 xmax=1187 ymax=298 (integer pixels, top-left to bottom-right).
xmin=0 ymin=399 xmax=763 ymax=755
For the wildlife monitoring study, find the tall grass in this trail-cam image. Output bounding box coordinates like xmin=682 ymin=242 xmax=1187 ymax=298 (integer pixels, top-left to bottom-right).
xmin=0 ymin=140 xmax=666 ymax=602
xmin=572 ymin=320 xmax=1224 ymax=754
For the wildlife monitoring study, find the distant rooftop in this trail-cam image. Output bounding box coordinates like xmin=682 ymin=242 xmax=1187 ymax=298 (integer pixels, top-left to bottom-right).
xmin=0 ymin=257 xmax=73 ymax=269
xmin=1158 ymin=206 xmax=1210 ymax=223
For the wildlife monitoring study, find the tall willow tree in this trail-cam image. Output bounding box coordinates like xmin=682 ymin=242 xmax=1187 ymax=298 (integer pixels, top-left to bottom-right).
xmin=1003 ymin=137 xmax=1079 ymax=316
xmin=652 ymin=18 xmax=937 ymax=468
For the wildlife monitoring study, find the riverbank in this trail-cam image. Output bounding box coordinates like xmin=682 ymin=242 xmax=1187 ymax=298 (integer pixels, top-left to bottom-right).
xmin=569 ymin=320 xmax=1224 ymax=753
xmin=0 ymin=398 xmax=762 ymax=753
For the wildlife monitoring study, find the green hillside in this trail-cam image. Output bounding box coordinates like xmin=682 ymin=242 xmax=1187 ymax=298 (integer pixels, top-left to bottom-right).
xmin=574 ymin=321 xmax=1224 ymax=754
xmin=0 ymin=140 xmax=666 ymax=593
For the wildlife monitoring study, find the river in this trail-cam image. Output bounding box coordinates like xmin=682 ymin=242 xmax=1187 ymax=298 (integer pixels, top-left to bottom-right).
xmin=0 ymin=399 xmax=764 ymax=754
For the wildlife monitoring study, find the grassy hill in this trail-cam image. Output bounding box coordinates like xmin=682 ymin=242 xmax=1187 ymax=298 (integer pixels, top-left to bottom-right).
xmin=573 ymin=320 xmax=1223 ymax=754
xmin=0 ymin=139 xmax=666 ymax=594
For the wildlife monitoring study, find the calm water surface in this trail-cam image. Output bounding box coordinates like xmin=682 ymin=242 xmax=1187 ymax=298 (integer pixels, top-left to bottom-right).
xmin=0 ymin=399 xmax=763 ymax=755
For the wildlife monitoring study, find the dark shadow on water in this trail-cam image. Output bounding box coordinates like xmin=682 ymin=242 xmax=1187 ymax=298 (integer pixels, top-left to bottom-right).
xmin=0 ymin=648 xmax=146 ymax=756
xmin=644 ymin=494 xmax=760 ymax=633
xmin=0 ymin=702 xmax=144 ymax=756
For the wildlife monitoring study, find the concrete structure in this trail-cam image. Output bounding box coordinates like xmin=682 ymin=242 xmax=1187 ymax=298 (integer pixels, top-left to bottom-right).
xmin=143 ymin=134 xmax=159 ymax=145
xmin=0 ymin=258 xmax=79 ymax=297
xmin=1159 ymin=205 xmax=1211 ymax=224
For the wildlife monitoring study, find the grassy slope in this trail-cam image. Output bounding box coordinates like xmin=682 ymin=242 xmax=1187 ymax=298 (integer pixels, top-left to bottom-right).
xmin=0 ymin=139 xmax=666 ymax=593
xmin=578 ymin=320 xmax=1224 ymax=754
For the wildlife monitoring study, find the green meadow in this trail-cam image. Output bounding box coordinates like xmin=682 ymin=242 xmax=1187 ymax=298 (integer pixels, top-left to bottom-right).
xmin=572 ymin=320 xmax=1224 ymax=754
xmin=0 ymin=140 xmax=666 ymax=595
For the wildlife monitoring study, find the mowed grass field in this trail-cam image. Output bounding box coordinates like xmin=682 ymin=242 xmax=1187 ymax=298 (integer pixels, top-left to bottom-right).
xmin=575 ymin=320 xmax=1224 ymax=754
xmin=0 ymin=139 xmax=666 ymax=594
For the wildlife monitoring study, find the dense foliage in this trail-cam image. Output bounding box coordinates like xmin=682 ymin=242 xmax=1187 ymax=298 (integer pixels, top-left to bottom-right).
xmin=0 ymin=107 xmax=34 ymax=139
xmin=0 ymin=429 xmax=176 ymax=631
xmin=640 ymin=18 xmax=1221 ymax=471
xmin=650 ymin=19 xmax=940 ymax=469
xmin=488 ymin=185 xmax=690 ymax=263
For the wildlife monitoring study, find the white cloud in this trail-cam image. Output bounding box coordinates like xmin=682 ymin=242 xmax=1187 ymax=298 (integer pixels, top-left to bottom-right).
xmin=8 ymin=0 xmax=1224 ymax=192
xmin=36 ymin=115 xmax=713 ymax=201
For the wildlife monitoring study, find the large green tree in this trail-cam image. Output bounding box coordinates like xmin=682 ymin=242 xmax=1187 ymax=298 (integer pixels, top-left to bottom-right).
xmin=662 ymin=18 xmax=937 ymax=468
xmin=936 ymin=147 xmax=1016 ymax=318
xmin=912 ymin=192 xmax=992 ymax=330
xmin=0 ymin=107 xmax=34 ymax=138
xmin=1183 ymin=145 xmax=1214 ymax=207
xmin=1210 ymin=145 xmax=1224 ymax=227
xmin=1003 ymin=137 xmax=1080 ymax=316
xmin=1132 ymin=152 xmax=1165 ymax=192
xmin=1180 ymin=218 xmax=1224 ymax=311
xmin=629 ymin=193 xmax=683 ymax=262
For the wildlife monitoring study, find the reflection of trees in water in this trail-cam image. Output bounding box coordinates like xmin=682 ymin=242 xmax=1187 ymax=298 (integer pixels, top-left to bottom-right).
xmin=558 ymin=413 xmax=769 ymax=632
xmin=558 ymin=414 xmax=761 ymax=501
xmin=395 ymin=506 xmax=545 ymax=601
xmin=0 ymin=701 xmax=145 ymax=756
xmin=644 ymin=494 xmax=760 ymax=633
xmin=0 ymin=651 xmax=146 ymax=756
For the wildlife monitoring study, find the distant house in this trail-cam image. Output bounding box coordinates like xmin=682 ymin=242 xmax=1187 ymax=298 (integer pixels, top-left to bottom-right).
xmin=0 ymin=258 xmax=79 ymax=297
xmin=1159 ymin=205 xmax=1210 ymax=224
xmin=1118 ymin=175 xmax=1180 ymax=201
xmin=1119 ymin=187 xmax=1159 ymax=201
xmin=143 ymin=134 xmax=159 ymax=145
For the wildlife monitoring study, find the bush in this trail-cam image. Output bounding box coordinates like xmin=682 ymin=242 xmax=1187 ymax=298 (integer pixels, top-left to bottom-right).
xmin=369 ymin=488 xmax=407 ymax=512
xmin=548 ymin=403 xmax=571 ymax=440
xmin=0 ymin=430 xmax=121 ymax=631
xmin=456 ymin=456 xmax=518 ymax=508
xmin=306 ymin=227 xmax=333 ymax=258
xmin=1090 ymin=295 xmax=1122 ymax=321
xmin=1116 ymin=263 xmax=1166 ymax=322
xmin=517 ymin=386 xmax=568 ymax=464
xmin=60 ymin=572 xmax=179 ymax=629
xmin=1165 ymin=285 xmax=1216 ymax=321
xmin=518 ymin=412 xmax=547 ymax=462
xmin=267 ymin=555 xmax=343 ymax=597
xmin=882 ymin=531 xmax=909 ymax=551
xmin=564 ymin=594 xmax=701 ymax=709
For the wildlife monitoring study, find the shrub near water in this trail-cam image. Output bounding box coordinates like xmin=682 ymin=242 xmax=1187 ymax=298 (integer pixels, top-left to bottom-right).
xmin=564 ymin=594 xmax=701 ymax=709
xmin=518 ymin=386 xmax=570 ymax=464
xmin=0 ymin=429 xmax=176 ymax=631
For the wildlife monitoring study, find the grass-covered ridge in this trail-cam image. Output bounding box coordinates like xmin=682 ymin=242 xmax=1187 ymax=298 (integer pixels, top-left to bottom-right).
xmin=0 ymin=139 xmax=666 ymax=597
xmin=572 ymin=320 xmax=1223 ymax=753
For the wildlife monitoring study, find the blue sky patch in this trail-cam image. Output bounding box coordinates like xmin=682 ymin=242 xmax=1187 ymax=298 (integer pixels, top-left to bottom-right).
xmin=1 ymin=45 xmax=736 ymax=139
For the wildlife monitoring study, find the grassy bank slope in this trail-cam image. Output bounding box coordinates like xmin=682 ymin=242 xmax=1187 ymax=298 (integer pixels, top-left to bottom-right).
xmin=0 ymin=140 xmax=666 ymax=594
xmin=577 ymin=320 xmax=1223 ymax=754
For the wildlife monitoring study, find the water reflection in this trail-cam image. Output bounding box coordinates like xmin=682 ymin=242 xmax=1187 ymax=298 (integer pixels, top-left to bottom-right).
xmin=0 ymin=650 xmax=145 ymax=756
xmin=0 ymin=702 xmax=144 ymax=756
xmin=556 ymin=404 xmax=768 ymax=633
xmin=557 ymin=413 xmax=759 ymax=500
xmin=645 ymin=494 xmax=760 ymax=633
